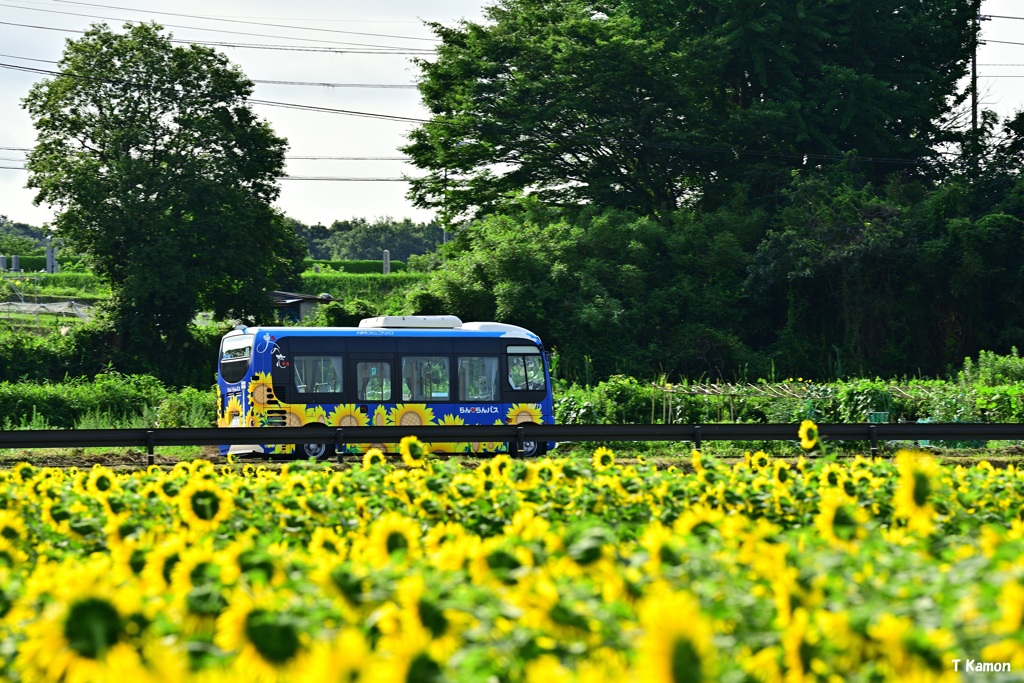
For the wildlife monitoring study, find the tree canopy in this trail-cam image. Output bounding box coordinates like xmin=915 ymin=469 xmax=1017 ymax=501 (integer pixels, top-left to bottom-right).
xmin=404 ymin=0 xmax=975 ymax=222
xmin=22 ymin=22 xmax=304 ymax=354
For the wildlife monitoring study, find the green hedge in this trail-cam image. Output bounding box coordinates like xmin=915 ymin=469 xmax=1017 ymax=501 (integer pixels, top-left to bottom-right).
xmin=304 ymin=259 xmax=407 ymax=274
xmin=1 ymin=255 xmax=86 ymax=272
xmin=299 ymin=272 xmax=427 ymax=301
xmin=0 ymin=374 xmax=217 ymax=430
xmin=553 ymin=376 xmax=1019 ymax=426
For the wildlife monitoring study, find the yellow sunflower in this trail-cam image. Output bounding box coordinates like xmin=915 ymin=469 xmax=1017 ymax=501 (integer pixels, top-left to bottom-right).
xmin=894 ymin=450 xmax=940 ymax=534
xmin=328 ymin=404 xmax=369 ymax=428
xmin=634 ymin=586 xmax=718 ymax=683
xmin=592 ymin=446 xmax=615 ymax=472
xmin=400 ymin=436 xmax=428 ymax=468
xmin=85 ymin=466 xmax=120 ymax=497
xmin=369 ymin=404 xmax=389 ymax=426
xmin=305 ymin=630 xmax=373 ymax=683
xmin=815 ymin=490 xmax=869 ymax=551
xmin=177 ymin=479 xmax=234 ymax=534
xmin=391 ymin=403 xmax=436 ymax=427
xmin=363 ymin=511 xmax=423 ymax=567
xmin=308 ymin=527 xmax=348 ymax=559
xmin=773 ymin=460 xmax=792 ymax=486
xmin=798 ymin=419 xmax=819 ymax=450
xmin=303 ymin=404 xmax=329 ymax=426
xmin=140 ymin=534 xmax=189 ymax=592
xmin=0 ymin=509 xmax=27 ymax=544
xmin=12 ymin=461 xmax=36 ymax=484
xmin=273 ymin=405 xmax=306 ymax=428
xmin=507 ymin=403 xmax=543 ymax=425
xmin=818 ymin=462 xmax=847 ymax=490
xmin=360 ymin=448 xmax=387 ymax=470
xmin=14 ymin=557 xmax=150 ymax=683
xmin=215 ymin=588 xmax=315 ymax=683
xmin=168 ymin=540 xmax=229 ymax=635
xmin=0 ymin=536 xmax=28 ymax=569
xmin=751 ymin=451 xmax=771 ymax=471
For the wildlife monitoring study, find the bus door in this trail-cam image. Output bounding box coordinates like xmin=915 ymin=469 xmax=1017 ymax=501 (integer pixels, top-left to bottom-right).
xmin=349 ymin=346 xmax=397 ymax=451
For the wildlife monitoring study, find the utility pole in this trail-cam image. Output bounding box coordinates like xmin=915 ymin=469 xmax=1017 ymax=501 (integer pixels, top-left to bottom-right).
xmin=972 ymin=1 xmax=978 ymax=139
xmin=971 ymin=0 xmax=990 ymax=176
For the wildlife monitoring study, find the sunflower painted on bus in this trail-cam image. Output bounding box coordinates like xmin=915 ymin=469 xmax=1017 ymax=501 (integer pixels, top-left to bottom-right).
xmin=216 ymin=316 xmax=555 ymax=459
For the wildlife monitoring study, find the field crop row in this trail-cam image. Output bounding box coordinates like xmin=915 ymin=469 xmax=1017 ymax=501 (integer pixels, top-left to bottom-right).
xmin=0 ymin=439 xmax=1022 ymax=681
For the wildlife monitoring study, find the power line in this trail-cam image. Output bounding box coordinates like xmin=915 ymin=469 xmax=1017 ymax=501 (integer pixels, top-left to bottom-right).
xmin=249 ymin=99 xmax=428 ymax=123
xmin=0 ymin=21 xmax=435 ymax=54
xmin=288 ymin=156 xmax=410 ymax=160
xmin=0 ymin=164 xmax=415 ymax=181
xmin=281 ymin=176 xmax=414 ymax=181
xmin=0 ymin=53 xmax=418 ymax=86
xmin=0 ymin=149 xmax=412 ymax=160
xmin=255 ymin=80 xmax=415 ymax=89
xmin=49 ymin=0 xmax=441 ymax=42
xmin=0 ymin=63 xmax=424 ymax=123
xmin=0 ymin=2 xmax=431 ymax=51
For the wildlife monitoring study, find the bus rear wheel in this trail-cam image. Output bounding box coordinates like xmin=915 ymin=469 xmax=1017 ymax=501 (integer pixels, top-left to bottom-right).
xmin=509 ymin=435 xmax=545 ymax=458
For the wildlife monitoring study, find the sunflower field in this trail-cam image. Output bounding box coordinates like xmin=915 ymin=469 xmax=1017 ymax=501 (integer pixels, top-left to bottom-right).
xmin=1 ymin=437 xmax=1023 ymax=682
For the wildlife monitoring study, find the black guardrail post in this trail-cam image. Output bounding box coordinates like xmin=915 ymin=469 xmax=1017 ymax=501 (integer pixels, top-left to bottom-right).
xmin=335 ymin=428 xmax=345 ymax=463
xmin=868 ymin=424 xmax=878 ymax=457
xmin=145 ymin=429 xmax=155 ymax=467
xmin=693 ymin=425 xmax=702 ymax=450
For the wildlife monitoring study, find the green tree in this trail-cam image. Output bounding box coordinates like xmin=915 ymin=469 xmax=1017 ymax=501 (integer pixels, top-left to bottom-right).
xmin=404 ymin=0 xmax=975 ymax=221
xmin=22 ymin=22 xmax=303 ymax=357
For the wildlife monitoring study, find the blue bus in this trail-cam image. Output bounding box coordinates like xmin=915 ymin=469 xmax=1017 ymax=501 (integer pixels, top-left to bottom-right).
xmin=216 ymin=315 xmax=554 ymax=459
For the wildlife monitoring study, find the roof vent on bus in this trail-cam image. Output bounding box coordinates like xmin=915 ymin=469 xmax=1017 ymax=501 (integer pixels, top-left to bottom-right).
xmin=358 ymin=315 xmax=463 ymax=329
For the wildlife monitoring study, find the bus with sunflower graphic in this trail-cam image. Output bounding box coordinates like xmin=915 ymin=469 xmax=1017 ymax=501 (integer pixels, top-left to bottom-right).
xmin=216 ymin=315 xmax=554 ymax=459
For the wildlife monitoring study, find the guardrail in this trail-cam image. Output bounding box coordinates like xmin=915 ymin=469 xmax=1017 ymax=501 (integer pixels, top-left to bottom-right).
xmin=1 ymin=422 xmax=1021 ymax=465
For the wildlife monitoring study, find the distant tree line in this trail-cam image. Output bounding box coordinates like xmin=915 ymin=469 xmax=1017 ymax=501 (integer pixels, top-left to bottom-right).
xmin=0 ymin=216 xmax=48 ymax=257
xmin=287 ymin=216 xmax=444 ymax=263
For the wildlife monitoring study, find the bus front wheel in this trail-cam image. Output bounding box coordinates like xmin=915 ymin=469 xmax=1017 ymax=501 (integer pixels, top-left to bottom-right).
xmin=509 ymin=435 xmax=545 ymax=458
xmin=300 ymin=425 xmax=335 ymax=461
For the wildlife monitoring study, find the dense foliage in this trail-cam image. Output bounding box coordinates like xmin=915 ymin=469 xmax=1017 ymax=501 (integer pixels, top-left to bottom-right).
xmin=1 ymin=446 xmax=1022 ymax=681
xmin=404 ymin=0 xmax=974 ymax=220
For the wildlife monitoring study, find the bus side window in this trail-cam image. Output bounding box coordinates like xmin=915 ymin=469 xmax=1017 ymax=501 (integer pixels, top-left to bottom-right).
xmin=458 ymin=356 xmax=498 ymax=401
xmin=402 ymin=356 xmax=450 ymax=401
xmin=357 ymin=361 xmax=392 ymax=401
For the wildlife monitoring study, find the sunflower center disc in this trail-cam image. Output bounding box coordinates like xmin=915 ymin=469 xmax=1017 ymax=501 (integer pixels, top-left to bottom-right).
xmin=64 ymin=597 xmax=123 ymax=659
xmin=244 ymin=609 xmax=301 ymax=665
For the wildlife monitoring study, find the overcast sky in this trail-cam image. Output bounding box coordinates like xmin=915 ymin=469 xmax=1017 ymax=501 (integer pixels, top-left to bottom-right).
xmin=2 ymin=0 xmax=1024 ymax=229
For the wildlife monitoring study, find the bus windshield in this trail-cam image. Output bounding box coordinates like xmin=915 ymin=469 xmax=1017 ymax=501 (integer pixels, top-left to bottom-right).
xmin=219 ymin=334 xmax=253 ymax=384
